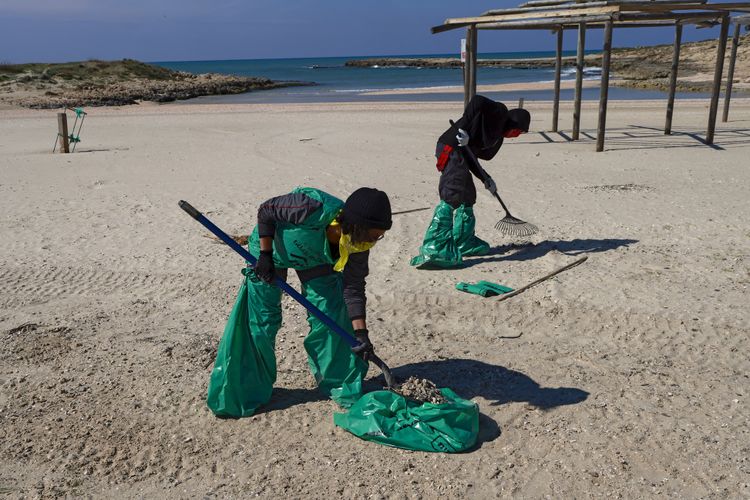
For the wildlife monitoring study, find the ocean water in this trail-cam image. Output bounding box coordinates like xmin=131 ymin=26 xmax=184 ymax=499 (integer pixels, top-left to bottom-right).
xmin=153 ymin=51 xmax=707 ymax=103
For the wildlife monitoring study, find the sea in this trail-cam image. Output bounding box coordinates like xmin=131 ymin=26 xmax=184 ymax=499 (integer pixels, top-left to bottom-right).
xmin=154 ymin=50 xmax=707 ymax=104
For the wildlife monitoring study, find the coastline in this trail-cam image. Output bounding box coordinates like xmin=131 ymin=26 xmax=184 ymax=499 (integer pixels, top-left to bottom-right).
xmin=2 ymin=34 xmax=747 ymax=109
xmin=362 ymin=78 xmax=603 ymax=96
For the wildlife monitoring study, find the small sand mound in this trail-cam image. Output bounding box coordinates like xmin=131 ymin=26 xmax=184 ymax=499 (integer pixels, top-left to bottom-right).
xmin=397 ymin=376 xmax=447 ymax=404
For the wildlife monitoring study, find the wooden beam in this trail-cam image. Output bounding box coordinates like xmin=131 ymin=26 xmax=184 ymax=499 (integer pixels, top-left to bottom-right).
xmin=573 ymin=22 xmax=587 ymax=141
xmin=477 ymin=14 xmax=614 ymax=30
xmin=722 ymin=21 xmax=741 ymax=122
xmin=463 ymin=29 xmax=470 ymax=107
xmin=619 ymin=11 xmax=725 ymax=22
xmin=707 ymin=15 xmax=730 ymax=144
xmin=482 ymin=20 xmax=678 ymax=29
xmin=665 ymin=23 xmax=683 ymax=134
xmin=57 ymin=113 xmax=70 ymax=154
xmin=596 ymin=20 xmax=614 ymax=152
xmin=618 ymin=2 xmax=750 ymax=12
xmin=553 ymin=28 xmax=563 ymax=132
xmin=433 ymin=5 xmax=621 ymax=33
xmin=469 ymin=25 xmax=478 ymax=102
xmin=521 ymin=0 xmax=707 ymax=6
xmin=483 ymin=2 xmax=609 ymax=16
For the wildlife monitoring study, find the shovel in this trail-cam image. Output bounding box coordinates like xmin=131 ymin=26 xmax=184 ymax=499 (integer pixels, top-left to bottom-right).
xmin=179 ymin=200 xmax=397 ymax=389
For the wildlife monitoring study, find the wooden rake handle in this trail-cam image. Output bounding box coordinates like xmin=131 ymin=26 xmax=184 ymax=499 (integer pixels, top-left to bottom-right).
xmin=497 ymin=256 xmax=588 ymax=302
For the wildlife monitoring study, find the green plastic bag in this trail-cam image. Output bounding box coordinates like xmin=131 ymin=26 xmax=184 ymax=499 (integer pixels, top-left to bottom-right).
xmin=301 ymin=272 xmax=368 ymax=408
xmin=453 ymin=204 xmax=490 ymax=257
xmin=333 ymin=388 xmax=479 ymax=453
xmin=206 ymin=269 xmax=282 ymax=418
xmin=207 ymin=268 xmax=367 ymax=417
xmin=456 ymin=280 xmax=514 ymax=297
xmin=410 ymin=201 xmax=462 ymax=268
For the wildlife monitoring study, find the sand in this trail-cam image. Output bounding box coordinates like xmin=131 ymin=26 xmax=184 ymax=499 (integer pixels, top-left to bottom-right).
xmin=1 ymin=98 xmax=749 ymax=498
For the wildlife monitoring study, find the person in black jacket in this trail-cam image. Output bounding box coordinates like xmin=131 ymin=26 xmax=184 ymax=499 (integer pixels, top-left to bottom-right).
xmin=411 ymin=95 xmax=530 ymax=268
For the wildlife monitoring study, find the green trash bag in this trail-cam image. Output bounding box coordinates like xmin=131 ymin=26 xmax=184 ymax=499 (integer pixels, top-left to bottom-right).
xmin=410 ymin=201 xmax=462 ymax=268
xmin=454 ymin=204 xmax=490 ymax=258
xmin=206 ymin=268 xmax=282 ymax=418
xmin=333 ymin=388 xmax=479 ymax=453
xmin=207 ymin=269 xmax=367 ymax=417
xmin=456 ymin=280 xmax=514 ymax=297
xmin=301 ymin=272 xmax=368 ymax=408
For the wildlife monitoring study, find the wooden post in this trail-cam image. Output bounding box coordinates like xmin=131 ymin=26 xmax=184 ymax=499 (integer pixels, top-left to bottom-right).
xmin=706 ymin=15 xmax=729 ymax=145
xmin=552 ymin=28 xmax=563 ymax=132
xmin=665 ymin=23 xmax=683 ymax=135
xmin=722 ymin=22 xmax=741 ymax=123
xmin=596 ymin=20 xmax=613 ymax=152
xmin=469 ymin=25 xmax=478 ymax=102
xmin=463 ymin=34 xmax=470 ymax=108
xmin=573 ymin=22 xmax=586 ymax=141
xmin=57 ymin=112 xmax=69 ymax=154
xmin=518 ymin=97 xmax=525 ymax=108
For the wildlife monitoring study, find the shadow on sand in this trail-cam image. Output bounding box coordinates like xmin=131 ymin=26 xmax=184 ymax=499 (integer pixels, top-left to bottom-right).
xmin=370 ymin=358 xmax=589 ymax=449
xmin=463 ymin=237 xmax=637 ymax=267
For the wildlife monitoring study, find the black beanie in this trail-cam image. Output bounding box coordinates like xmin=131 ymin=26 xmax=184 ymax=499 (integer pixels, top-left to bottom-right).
xmin=342 ymin=187 xmax=392 ymax=230
xmin=505 ymin=108 xmax=531 ymax=133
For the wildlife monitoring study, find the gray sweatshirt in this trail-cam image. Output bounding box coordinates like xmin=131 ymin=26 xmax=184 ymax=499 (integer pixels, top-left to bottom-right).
xmin=257 ymin=192 xmax=369 ymax=320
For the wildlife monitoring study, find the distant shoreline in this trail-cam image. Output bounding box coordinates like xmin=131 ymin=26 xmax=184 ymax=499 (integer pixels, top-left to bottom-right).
xmin=1 ymin=34 xmax=747 ymax=109
xmin=347 ymin=34 xmax=750 ymax=94
xmin=0 ymin=59 xmax=313 ymax=109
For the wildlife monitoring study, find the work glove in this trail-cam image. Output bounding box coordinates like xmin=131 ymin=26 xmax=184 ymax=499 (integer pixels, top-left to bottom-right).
xmin=456 ymin=128 xmax=470 ymax=147
xmin=483 ymin=175 xmax=497 ymax=195
xmin=351 ymin=329 xmax=374 ymax=362
xmin=254 ymin=250 xmax=275 ymax=284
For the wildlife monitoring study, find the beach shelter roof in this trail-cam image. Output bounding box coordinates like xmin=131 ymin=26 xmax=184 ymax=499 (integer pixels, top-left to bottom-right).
xmin=431 ymin=0 xmax=750 ymax=151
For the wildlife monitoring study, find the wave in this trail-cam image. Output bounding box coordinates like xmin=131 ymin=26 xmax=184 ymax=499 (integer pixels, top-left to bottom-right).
xmin=307 ymin=64 xmax=343 ymax=69
xmin=561 ymin=66 xmax=602 ymax=77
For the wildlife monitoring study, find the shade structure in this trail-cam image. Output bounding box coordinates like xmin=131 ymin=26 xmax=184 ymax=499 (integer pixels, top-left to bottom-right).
xmin=431 ymin=1 xmax=750 ymax=151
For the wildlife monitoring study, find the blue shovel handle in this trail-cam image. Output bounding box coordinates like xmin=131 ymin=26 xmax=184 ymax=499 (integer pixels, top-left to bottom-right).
xmin=179 ymin=200 xmax=396 ymax=387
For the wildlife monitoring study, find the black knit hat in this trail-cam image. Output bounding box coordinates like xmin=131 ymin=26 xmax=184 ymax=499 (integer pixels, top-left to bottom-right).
xmin=505 ymin=108 xmax=531 ymax=133
xmin=342 ymin=187 xmax=392 ymax=230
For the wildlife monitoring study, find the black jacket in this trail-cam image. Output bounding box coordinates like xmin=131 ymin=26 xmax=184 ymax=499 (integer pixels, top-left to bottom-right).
xmin=438 ymin=95 xmax=509 ymax=161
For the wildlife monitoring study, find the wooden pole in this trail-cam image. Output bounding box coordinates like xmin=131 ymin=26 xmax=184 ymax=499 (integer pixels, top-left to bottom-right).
xmin=596 ymin=20 xmax=613 ymax=152
xmin=463 ymin=31 xmax=470 ymax=108
xmin=497 ymin=256 xmax=588 ymax=302
xmin=665 ymin=23 xmax=683 ymax=135
xmin=553 ymin=28 xmax=563 ymax=132
xmin=706 ymin=15 xmax=729 ymax=144
xmin=573 ymin=22 xmax=586 ymax=141
xmin=469 ymin=25 xmax=478 ymax=102
xmin=722 ymin=22 xmax=741 ymax=123
xmin=518 ymin=97 xmax=525 ymax=108
xmin=57 ymin=112 xmax=69 ymax=154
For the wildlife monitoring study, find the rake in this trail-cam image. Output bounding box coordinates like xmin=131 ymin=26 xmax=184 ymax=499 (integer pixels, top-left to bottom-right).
xmin=450 ymin=120 xmax=539 ymax=238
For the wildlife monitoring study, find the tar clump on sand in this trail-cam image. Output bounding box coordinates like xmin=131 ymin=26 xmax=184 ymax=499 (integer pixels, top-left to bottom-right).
xmin=397 ymin=376 xmax=447 ymax=404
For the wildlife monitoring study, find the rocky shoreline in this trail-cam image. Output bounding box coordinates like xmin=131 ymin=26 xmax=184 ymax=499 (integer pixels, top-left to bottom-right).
xmin=0 ymin=59 xmax=312 ymax=109
xmin=346 ymin=34 xmax=750 ymax=94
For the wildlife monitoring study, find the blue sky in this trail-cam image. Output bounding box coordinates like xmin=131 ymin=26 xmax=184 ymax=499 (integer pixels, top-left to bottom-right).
xmin=0 ymin=0 xmax=731 ymax=63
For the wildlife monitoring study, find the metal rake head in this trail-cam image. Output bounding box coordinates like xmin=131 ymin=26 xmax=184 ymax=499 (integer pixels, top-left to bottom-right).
xmin=495 ymin=216 xmax=539 ymax=237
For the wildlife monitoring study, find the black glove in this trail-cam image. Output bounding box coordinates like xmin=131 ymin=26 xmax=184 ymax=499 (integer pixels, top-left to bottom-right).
xmin=254 ymin=250 xmax=275 ymax=284
xmin=351 ymin=329 xmax=374 ymax=362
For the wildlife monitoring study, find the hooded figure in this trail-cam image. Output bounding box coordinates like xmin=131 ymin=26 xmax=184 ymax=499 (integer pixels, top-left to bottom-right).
xmin=207 ymin=187 xmax=392 ymax=418
xmin=411 ymin=95 xmax=530 ymax=268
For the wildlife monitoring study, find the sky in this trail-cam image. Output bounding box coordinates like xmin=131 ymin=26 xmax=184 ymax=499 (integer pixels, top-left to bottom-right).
xmin=0 ymin=0 xmax=735 ymax=63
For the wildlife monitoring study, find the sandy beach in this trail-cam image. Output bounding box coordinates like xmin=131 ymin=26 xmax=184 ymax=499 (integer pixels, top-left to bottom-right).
xmin=1 ymin=98 xmax=749 ymax=497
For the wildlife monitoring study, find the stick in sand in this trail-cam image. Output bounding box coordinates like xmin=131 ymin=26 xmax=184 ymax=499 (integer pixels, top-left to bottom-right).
xmin=497 ymin=255 xmax=588 ymax=302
